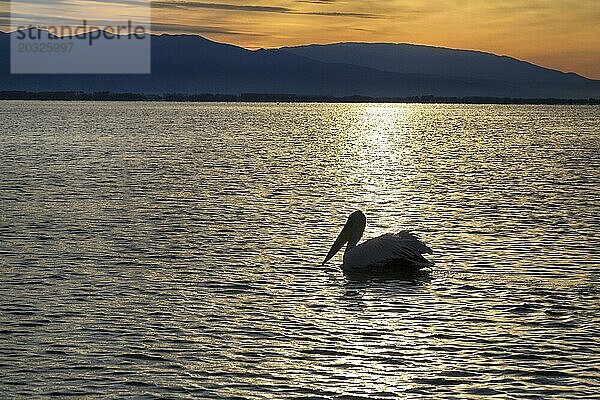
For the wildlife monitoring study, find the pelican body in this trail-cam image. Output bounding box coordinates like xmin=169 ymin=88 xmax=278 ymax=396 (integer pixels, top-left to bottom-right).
xmin=322 ymin=211 xmax=433 ymax=271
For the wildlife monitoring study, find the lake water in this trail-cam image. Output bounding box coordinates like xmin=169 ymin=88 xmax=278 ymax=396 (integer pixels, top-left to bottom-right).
xmin=1 ymin=101 xmax=599 ymax=398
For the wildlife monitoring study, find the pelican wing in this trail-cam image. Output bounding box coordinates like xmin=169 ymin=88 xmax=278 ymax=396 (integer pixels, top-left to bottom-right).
xmin=343 ymin=231 xmax=433 ymax=270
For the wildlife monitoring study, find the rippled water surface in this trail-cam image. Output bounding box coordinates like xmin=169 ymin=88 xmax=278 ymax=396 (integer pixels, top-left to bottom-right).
xmin=1 ymin=101 xmax=599 ymax=398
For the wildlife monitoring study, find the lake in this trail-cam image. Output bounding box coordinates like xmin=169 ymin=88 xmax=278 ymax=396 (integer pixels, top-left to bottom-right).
xmin=1 ymin=101 xmax=599 ymax=398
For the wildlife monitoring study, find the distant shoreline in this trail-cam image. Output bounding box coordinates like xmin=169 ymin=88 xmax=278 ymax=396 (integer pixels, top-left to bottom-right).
xmin=0 ymin=91 xmax=598 ymax=105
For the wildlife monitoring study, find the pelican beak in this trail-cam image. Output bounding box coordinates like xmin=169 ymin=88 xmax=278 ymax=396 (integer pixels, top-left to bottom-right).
xmin=322 ymin=222 xmax=352 ymax=265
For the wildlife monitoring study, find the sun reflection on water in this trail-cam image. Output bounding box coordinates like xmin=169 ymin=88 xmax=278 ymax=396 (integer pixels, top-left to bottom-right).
xmin=0 ymin=102 xmax=599 ymax=398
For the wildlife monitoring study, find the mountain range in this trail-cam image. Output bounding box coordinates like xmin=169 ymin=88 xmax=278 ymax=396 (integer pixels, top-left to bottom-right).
xmin=1 ymin=29 xmax=599 ymax=98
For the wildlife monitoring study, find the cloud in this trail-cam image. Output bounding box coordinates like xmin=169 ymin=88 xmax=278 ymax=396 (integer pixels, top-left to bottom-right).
xmin=298 ymin=11 xmax=379 ymax=18
xmin=152 ymin=1 xmax=380 ymax=18
xmin=296 ymin=0 xmax=338 ymax=3
xmin=152 ymin=1 xmax=292 ymax=13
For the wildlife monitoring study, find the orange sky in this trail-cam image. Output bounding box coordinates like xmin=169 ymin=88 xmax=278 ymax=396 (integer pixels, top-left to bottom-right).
xmin=149 ymin=0 xmax=599 ymax=79
xmin=3 ymin=0 xmax=599 ymax=78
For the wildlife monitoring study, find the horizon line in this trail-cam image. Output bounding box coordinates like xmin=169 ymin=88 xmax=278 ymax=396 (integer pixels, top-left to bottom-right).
xmin=0 ymin=27 xmax=593 ymax=80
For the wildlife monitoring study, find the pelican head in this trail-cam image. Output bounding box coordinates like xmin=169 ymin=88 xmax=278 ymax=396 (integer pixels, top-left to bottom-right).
xmin=322 ymin=210 xmax=367 ymax=265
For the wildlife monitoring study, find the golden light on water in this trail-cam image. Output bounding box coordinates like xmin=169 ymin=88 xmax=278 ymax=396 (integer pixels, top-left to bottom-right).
xmin=1 ymin=102 xmax=599 ymax=398
xmin=342 ymin=105 xmax=423 ymax=235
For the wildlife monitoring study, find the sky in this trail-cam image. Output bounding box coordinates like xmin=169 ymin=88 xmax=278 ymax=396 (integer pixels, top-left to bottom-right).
xmin=2 ymin=0 xmax=599 ymax=79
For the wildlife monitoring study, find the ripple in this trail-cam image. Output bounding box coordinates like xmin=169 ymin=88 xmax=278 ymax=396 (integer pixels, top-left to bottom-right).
xmin=0 ymin=102 xmax=599 ymax=398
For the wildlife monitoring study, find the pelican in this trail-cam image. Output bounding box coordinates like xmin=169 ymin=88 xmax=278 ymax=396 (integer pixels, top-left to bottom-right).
xmin=322 ymin=211 xmax=433 ymax=272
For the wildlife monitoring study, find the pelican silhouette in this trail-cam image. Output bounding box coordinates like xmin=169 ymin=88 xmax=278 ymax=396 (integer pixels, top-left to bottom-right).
xmin=322 ymin=210 xmax=433 ymax=271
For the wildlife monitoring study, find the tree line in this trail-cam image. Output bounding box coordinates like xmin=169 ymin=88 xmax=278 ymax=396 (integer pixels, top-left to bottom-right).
xmin=0 ymin=91 xmax=598 ymax=105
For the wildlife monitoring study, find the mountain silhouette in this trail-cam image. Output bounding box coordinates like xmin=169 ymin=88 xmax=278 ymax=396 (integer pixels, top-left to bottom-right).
xmin=279 ymin=42 xmax=590 ymax=84
xmin=1 ymin=29 xmax=598 ymax=98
